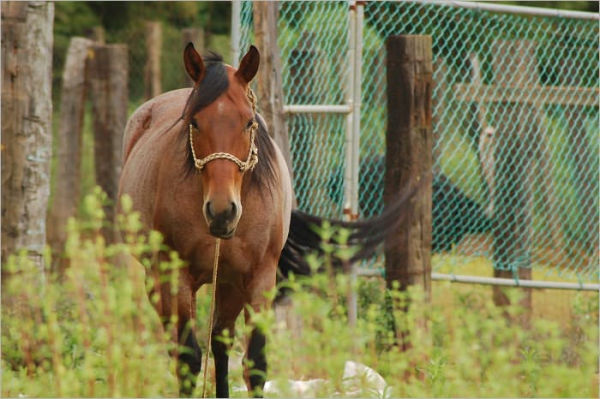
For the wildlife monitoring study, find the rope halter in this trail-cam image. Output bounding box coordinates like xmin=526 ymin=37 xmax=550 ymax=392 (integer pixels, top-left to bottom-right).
xmin=189 ymin=88 xmax=259 ymax=173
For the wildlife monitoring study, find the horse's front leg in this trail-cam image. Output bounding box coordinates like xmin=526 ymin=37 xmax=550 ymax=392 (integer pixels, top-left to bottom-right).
xmin=245 ymin=322 xmax=268 ymax=397
xmin=211 ymin=283 xmax=245 ymax=398
xmin=243 ymin=263 xmax=277 ymax=398
xmin=147 ymin=266 xmax=202 ymax=397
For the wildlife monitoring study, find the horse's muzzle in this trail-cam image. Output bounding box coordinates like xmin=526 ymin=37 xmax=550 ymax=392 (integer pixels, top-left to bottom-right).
xmin=204 ymin=201 xmax=239 ymax=239
xmin=209 ymin=225 xmax=235 ymax=239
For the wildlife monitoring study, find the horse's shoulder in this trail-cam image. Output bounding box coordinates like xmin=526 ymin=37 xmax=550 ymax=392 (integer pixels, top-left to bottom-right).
xmin=122 ymin=88 xmax=192 ymax=163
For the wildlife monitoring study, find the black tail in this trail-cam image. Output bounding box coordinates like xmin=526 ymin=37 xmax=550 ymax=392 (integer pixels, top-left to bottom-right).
xmin=277 ymin=182 xmax=419 ymax=281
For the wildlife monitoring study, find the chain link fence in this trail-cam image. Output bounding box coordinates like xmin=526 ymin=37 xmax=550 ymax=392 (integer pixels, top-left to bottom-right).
xmin=236 ymin=1 xmax=599 ymax=283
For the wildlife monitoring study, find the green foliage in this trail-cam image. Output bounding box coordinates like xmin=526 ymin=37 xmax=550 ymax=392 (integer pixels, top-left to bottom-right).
xmin=3 ymin=189 xmax=598 ymax=397
xmin=2 ymin=191 xmax=180 ymax=397
xmin=261 ymin=267 xmax=599 ymax=397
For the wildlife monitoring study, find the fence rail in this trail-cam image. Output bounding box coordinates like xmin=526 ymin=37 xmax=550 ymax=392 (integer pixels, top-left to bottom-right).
xmin=407 ymin=0 xmax=600 ymax=20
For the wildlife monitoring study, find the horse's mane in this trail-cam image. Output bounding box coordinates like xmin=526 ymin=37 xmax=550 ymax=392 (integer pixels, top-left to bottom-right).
xmin=180 ymin=52 xmax=277 ymax=189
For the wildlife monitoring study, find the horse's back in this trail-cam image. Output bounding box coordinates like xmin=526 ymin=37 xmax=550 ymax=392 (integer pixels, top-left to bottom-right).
xmin=119 ymin=88 xmax=192 ymax=227
xmin=122 ymin=88 xmax=192 ymax=164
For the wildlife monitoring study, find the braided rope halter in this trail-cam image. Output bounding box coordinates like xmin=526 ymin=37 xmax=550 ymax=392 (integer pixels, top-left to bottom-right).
xmin=189 ymin=88 xmax=259 ymax=173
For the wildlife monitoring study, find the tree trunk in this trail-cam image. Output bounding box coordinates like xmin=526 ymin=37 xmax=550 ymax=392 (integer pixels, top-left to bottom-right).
xmin=1 ymin=1 xmax=54 ymax=273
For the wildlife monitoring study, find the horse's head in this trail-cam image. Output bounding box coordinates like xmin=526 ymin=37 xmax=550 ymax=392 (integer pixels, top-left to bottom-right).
xmin=183 ymin=44 xmax=260 ymax=239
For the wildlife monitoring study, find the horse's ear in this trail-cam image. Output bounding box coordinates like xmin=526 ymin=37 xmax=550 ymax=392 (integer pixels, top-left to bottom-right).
xmin=183 ymin=42 xmax=205 ymax=84
xmin=235 ymin=45 xmax=260 ymax=83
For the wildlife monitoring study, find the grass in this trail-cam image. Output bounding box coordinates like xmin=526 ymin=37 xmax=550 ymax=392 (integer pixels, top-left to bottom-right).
xmin=432 ymin=252 xmax=597 ymax=324
xmin=2 ymin=190 xmax=598 ymax=398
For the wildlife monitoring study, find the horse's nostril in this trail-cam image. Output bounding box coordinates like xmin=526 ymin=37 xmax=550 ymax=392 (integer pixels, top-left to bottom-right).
xmin=205 ymin=201 xmax=215 ymax=219
xmin=229 ymin=202 xmax=237 ymax=217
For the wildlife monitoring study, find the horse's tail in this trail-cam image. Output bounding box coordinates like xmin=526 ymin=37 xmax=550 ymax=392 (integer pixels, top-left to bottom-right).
xmin=277 ymin=182 xmax=419 ymax=281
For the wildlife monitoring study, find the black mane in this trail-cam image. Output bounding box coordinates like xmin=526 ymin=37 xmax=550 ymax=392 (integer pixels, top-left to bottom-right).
xmin=180 ymin=52 xmax=277 ymax=189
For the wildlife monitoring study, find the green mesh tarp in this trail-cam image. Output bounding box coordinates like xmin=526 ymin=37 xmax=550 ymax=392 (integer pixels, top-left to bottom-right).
xmin=237 ymin=1 xmax=599 ymax=282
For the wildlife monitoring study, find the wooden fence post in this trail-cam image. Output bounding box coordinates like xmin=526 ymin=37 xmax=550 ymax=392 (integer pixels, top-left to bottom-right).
xmin=47 ymin=37 xmax=93 ymax=262
xmin=491 ymin=40 xmax=537 ymax=321
xmin=465 ymin=53 xmax=496 ymax=217
xmin=557 ymin=46 xmax=599 ymax=258
xmin=182 ymin=27 xmax=205 ymax=87
xmin=384 ymin=35 xmax=433 ymax=295
xmin=252 ymin=1 xmax=294 ymax=180
xmin=144 ymin=21 xmax=162 ymax=99
xmin=89 ymin=26 xmax=105 ymax=44
xmin=88 ymin=44 xmax=128 ymax=242
xmin=1 ymin=1 xmax=54 ymax=275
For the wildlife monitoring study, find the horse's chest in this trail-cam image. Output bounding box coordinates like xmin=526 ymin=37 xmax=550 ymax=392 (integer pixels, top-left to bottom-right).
xmin=185 ymin=234 xmax=263 ymax=278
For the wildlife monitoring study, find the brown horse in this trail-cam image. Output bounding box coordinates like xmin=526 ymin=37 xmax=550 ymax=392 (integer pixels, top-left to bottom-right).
xmin=120 ymin=43 xmax=415 ymax=397
xmin=120 ymin=44 xmax=292 ymax=397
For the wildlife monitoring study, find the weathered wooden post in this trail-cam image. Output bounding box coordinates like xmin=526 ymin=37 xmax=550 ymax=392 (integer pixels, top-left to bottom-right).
xmin=47 ymin=37 xmax=93 ymax=262
xmin=88 ymin=44 xmax=128 ymax=242
xmin=491 ymin=40 xmax=536 ymax=321
xmin=465 ymin=53 xmax=497 ymax=216
xmin=89 ymin=26 xmax=105 ymax=44
xmin=557 ymin=47 xmax=599 ymax=258
xmin=252 ymin=1 xmax=294 ymax=178
xmin=144 ymin=21 xmax=162 ymax=99
xmin=182 ymin=27 xmax=205 ymax=87
xmin=384 ymin=34 xmax=433 ymax=319
xmin=253 ymin=0 xmax=300 ymax=335
xmin=1 ymin=2 xmax=54 ymax=274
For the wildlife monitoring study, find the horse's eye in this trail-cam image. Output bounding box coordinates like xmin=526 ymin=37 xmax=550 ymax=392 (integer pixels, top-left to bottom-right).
xmin=245 ymin=119 xmax=254 ymax=130
xmin=190 ymin=119 xmax=198 ymax=129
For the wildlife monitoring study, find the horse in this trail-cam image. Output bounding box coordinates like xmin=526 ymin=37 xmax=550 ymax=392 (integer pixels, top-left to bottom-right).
xmin=119 ymin=43 xmax=415 ymax=397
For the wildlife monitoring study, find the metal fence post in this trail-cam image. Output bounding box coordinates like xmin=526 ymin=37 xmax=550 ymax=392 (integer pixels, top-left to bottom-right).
xmin=344 ymin=0 xmax=364 ymax=328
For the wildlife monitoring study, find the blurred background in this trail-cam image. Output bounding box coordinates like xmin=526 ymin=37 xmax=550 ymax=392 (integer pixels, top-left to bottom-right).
xmin=52 ymin=1 xmax=597 ymax=103
xmin=53 ymin=2 xmax=231 ymax=103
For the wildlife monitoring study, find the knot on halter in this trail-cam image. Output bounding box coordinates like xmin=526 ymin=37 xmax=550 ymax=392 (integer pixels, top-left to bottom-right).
xmin=189 ymin=88 xmax=259 ymax=173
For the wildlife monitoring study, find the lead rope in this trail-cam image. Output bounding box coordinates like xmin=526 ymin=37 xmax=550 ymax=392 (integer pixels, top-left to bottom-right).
xmin=201 ymin=238 xmax=221 ymax=398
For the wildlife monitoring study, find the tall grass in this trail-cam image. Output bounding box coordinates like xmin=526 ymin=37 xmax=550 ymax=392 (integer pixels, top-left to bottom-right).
xmin=2 ymin=189 xmax=598 ymax=397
